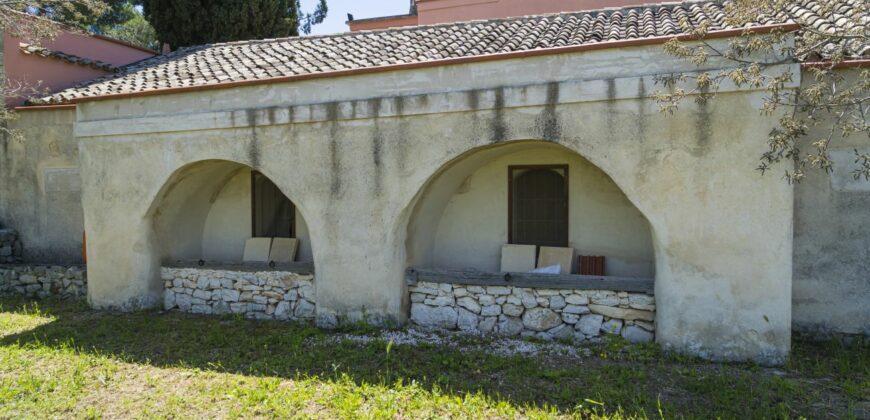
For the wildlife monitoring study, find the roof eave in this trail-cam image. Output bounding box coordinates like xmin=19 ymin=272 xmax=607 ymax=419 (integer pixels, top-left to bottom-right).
xmin=28 ymin=23 xmax=802 ymax=108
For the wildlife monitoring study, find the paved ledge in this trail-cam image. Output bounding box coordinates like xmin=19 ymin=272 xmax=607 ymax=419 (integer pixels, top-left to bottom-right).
xmin=406 ymin=267 xmax=654 ymax=294
xmin=164 ymin=260 xmax=315 ymax=274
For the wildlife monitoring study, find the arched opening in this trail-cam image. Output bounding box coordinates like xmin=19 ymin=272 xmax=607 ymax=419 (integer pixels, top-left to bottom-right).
xmin=148 ymin=159 xmax=316 ymax=320
xmin=404 ymin=141 xmax=656 ymax=342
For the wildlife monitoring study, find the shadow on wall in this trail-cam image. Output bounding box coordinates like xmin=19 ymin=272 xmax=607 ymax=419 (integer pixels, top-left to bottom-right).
xmin=404 ymin=141 xmax=655 ymax=277
xmin=150 ymin=159 xmax=314 ymax=265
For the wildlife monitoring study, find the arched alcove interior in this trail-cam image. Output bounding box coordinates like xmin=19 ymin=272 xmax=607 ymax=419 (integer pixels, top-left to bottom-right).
xmin=150 ymin=160 xmax=313 ymax=263
xmin=406 ymin=141 xmax=654 ymax=277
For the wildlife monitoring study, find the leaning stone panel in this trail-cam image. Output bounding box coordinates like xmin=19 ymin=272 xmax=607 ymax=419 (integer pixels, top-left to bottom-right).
xmin=409 ymin=281 xmax=655 ymax=343
xmin=161 ymin=267 xmax=316 ymax=321
xmin=0 ymin=264 xmax=87 ymax=298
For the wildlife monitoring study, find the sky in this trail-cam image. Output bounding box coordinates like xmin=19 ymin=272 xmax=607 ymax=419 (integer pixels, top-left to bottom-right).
xmin=301 ymin=0 xmax=410 ymax=36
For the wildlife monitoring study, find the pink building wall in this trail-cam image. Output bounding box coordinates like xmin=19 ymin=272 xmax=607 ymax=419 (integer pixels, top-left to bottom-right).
xmin=349 ymin=0 xmax=647 ymax=31
xmin=418 ymin=0 xmax=650 ymax=23
xmin=4 ymin=30 xmax=155 ymax=106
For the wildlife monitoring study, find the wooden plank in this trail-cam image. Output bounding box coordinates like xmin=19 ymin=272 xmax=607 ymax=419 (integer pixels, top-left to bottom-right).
xmin=164 ymin=260 xmax=315 ymax=274
xmin=406 ymin=267 xmax=653 ymax=294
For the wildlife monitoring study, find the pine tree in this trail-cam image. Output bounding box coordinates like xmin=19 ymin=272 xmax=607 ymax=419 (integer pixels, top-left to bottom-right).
xmin=142 ymin=0 xmax=327 ymax=49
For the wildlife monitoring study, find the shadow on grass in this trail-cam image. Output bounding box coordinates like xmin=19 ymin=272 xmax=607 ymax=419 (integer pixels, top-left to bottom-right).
xmin=0 ymin=297 xmax=867 ymax=418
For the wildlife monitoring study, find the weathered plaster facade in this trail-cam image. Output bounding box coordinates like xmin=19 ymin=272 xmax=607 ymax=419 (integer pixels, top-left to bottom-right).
xmin=0 ymin=108 xmax=83 ymax=263
xmin=792 ymin=70 xmax=870 ymax=337
xmin=69 ymin=43 xmax=797 ymax=363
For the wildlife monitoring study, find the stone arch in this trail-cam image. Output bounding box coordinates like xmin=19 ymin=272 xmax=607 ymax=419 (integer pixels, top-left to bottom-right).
xmin=403 ymin=140 xmax=655 ymax=277
xmin=147 ymin=159 xmax=315 ymax=264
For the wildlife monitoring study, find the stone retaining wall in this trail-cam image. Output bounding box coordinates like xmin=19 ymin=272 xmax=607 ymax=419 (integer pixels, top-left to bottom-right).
xmin=0 ymin=229 xmax=23 ymax=264
xmin=0 ymin=265 xmax=87 ymax=298
xmin=162 ymin=267 xmax=316 ymax=321
xmin=409 ymin=281 xmax=656 ymax=343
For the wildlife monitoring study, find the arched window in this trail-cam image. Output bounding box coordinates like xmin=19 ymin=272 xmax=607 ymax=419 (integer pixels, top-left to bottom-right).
xmin=508 ymin=165 xmax=568 ymax=247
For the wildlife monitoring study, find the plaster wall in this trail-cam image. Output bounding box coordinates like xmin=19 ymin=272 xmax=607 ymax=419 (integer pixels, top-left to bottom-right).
xmin=73 ymin=41 xmax=796 ymax=363
xmin=0 ymin=108 xmax=83 ymax=263
xmin=792 ymin=70 xmax=870 ymax=337
xmin=3 ymin=31 xmax=154 ymax=106
xmin=421 ymin=145 xmax=653 ymax=276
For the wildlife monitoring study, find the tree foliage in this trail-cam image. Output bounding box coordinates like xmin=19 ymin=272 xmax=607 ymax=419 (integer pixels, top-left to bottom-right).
xmin=657 ymin=0 xmax=869 ymax=183
xmin=104 ymin=2 xmax=157 ymax=49
xmin=142 ymin=0 xmax=327 ymax=49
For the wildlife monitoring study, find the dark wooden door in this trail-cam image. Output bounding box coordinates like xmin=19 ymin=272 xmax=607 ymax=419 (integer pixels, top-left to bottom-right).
xmin=509 ymin=166 xmax=568 ymax=247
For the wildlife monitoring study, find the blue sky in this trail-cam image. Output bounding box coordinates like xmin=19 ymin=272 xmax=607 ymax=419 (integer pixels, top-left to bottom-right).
xmin=302 ymin=0 xmax=410 ymax=35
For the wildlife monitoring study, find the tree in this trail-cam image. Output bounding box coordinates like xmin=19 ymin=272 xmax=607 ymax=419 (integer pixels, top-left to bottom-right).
xmin=142 ymin=0 xmax=327 ymax=49
xmin=0 ymin=1 xmax=111 ymax=140
xmin=103 ymin=2 xmax=157 ymax=49
xmin=656 ymin=0 xmax=869 ymax=183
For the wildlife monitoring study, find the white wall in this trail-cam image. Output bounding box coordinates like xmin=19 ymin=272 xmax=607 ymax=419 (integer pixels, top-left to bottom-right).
xmin=202 ymin=167 xmax=313 ymax=262
xmin=430 ymin=147 xmax=653 ymax=276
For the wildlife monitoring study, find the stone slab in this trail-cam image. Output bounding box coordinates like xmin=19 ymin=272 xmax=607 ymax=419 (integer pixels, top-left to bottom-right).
xmin=537 ymin=246 xmax=574 ymax=274
xmin=243 ymin=238 xmax=273 ymax=262
xmin=269 ymin=238 xmax=299 ymax=263
xmin=500 ymin=244 xmax=536 ymax=273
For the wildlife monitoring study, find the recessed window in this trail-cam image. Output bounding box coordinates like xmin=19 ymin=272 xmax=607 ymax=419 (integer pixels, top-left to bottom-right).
xmin=508 ymin=165 xmax=568 ymax=247
xmin=251 ymin=171 xmax=295 ymax=238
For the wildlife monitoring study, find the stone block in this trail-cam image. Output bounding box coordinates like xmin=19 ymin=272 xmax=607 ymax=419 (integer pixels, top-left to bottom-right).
xmin=481 ymin=304 xmax=501 ymax=316
xmin=562 ymin=305 xmax=590 ymax=315
xmin=622 ymin=326 xmax=654 ymax=343
xmin=500 ymin=244 xmax=536 ymax=273
xmin=575 ymin=314 xmax=604 ymax=336
xmin=425 ymin=295 xmax=455 ymax=307
xmin=521 ymin=292 xmax=537 ymax=309
xmin=410 ymin=292 xmax=426 ymax=303
xmin=601 ymin=319 xmax=623 ymax=335
xmin=522 ymin=308 xmax=561 ymax=331
xmin=635 ymin=320 xmax=655 ymax=331
xmin=486 ymin=286 xmax=511 ymax=296
xmin=478 ymin=316 xmax=497 ymax=333
xmin=561 ymin=313 xmax=580 ymax=324
xmin=588 ymin=304 xmax=655 ymax=322
xmin=457 ymin=296 xmax=481 ymax=314
xmin=410 ymin=303 xmax=457 ymax=329
xmin=164 ymin=289 xmax=176 ymax=309
xmin=457 ymin=308 xmax=479 ymax=331
xmin=294 ymin=299 xmax=316 ymax=318
xmin=565 ymin=294 xmax=589 ymax=305
xmin=478 ymin=295 xmax=495 ymax=306
xmin=502 ymin=303 xmax=524 ymax=317
xmin=497 ymin=316 xmax=524 ymax=336
xmin=175 ymin=293 xmax=193 ymax=311
xmin=221 ymin=289 xmax=241 ymax=302
xmin=193 ymin=290 xmax=211 ymax=300
xmin=548 ymin=324 xmax=574 ymax=340
xmin=549 ymin=295 xmax=566 ymax=309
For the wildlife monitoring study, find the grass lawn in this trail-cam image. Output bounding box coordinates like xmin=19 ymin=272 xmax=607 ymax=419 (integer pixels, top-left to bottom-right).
xmin=0 ymin=297 xmax=867 ymax=419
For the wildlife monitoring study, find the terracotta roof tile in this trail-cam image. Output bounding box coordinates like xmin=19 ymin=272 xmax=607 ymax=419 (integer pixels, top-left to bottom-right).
xmin=30 ymin=0 xmax=868 ymax=105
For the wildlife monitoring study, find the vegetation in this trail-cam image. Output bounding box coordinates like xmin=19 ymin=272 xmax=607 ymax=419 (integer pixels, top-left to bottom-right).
xmin=658 ymin=0 xmax=869 ymax=183
xmin=141 ymin=0 xmax=328 ymax=49
xmin=0 ymin=297 xmax=867 ymax=418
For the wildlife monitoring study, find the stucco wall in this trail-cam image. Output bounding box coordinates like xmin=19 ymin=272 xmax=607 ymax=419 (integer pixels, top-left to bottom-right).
xmin=0 ymin=108 xmax=83 ymax=263
xmin=792 ymin=70 xmax=870 ymax=337
xmin=421 ymin=145 xmax=653 ymax=276
xmin=73 ymin=41 xmax=796 ymax=363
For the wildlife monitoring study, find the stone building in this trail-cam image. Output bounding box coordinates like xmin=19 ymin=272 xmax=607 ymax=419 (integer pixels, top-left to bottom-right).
xmin=0 ymin=0 xmax=867 ymax=365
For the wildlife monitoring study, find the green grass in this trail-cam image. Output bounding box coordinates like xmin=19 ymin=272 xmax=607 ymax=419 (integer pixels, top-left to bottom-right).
xmin=0 ymin=297 xmax=867 ymax=419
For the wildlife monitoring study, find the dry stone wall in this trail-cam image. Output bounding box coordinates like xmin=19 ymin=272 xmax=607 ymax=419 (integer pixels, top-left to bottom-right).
xmin=0 ymin=265 xmax=87 ymax=298
xmin=162 ymin=267 xmax=316 ymax=321
xmin=409 ymin=281 xmax=656 ymax=343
